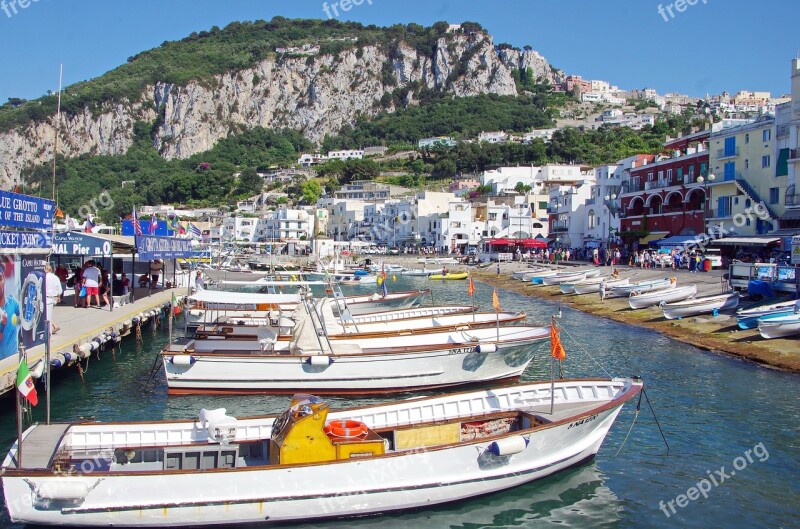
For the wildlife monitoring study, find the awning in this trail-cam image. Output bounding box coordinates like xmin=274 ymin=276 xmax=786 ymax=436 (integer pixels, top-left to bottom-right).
xmin=639 ymin=232 xmax=670 ymax=245
xmin=487 ymin=238 xmax=514 ymax=245
xmin=657 ymin=235 xmax=704 ymax=247
xmin=709 ymin=237 xmax=781 ymax=246
xmin=52 ymin=231 xmax=136 ymax=256
xmin=486 ymin=238 xmax=546 ymax=248
xmin=189 ymin=291 xmax=301 ymax=305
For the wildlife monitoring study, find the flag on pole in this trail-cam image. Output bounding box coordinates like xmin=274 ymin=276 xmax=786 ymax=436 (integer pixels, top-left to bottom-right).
xmin=492 ymin=288 xmax=501 ymax=312
xmin=550 ymin=321 xmax=566 ymax=361
xmin=84 ymin=215 xmax=95 ymax=233
xmin=132 ymin=207 xmax=143 ymax=235
xmin=189 ymin=223 xmax=202 ymax=238
xmin=55 ymin=207 xmax=64 ymax=219
xmin=467 ymin=275 xmax=475 ymax=297
xmin=149 ymin=212 xmax=158 ymax=234
xmin=16 ymin=360 xmax=38 ymax=406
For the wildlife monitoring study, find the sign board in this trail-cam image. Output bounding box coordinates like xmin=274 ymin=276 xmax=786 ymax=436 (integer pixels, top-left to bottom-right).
xmin=792 ymin=236 xmax=800 ymax=265
xmin=136 ymin=235 xmax=193 ymax=260
xmin=52 ymin=232 xmax=114 ymax=257
xmin=0 ymin=230 xmax=51 ymax=250
xmin=0 ymin=190 xmax=55 ymax=231
xmin=0 ymin=255 xmax=48 ymax=361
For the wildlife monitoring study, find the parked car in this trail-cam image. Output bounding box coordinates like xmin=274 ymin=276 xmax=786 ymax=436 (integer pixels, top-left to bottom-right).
xmin=704 ymin=249 xmax=724 ymax=268
xmin=388 ymin=246 xmax=400 ymax=255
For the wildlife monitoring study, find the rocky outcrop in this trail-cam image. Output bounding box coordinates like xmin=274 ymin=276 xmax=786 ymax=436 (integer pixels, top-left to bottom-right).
xmin=0 ymin=31 xmax=562 ymax=186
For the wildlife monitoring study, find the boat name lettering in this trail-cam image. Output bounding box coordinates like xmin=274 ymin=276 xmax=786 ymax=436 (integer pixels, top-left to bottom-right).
xmin=449 ymin=347 xmax=477 ymax=355
xmin=567 ymin=414 xmax=598 ymax=429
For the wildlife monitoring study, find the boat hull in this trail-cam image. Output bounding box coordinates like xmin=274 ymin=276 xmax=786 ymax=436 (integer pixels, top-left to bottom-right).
xmin=164 ymin=331 xmax=548 ymax=394
xmin=574 ymin=278 xmax=629 ymax=295
xmin=628 ymin=285 xmax=695 ymax=310
xmin=609 ymin=278 xmax=673 ymax=298
xmin=758 ymin=315 xmax=800 ymax=339
xmin=2 ymin=379 xmax=641 ymax=527
xmin=736 ymin=300 xmax=800 ymax=329
xmin=661 ymin=293 xmax=739 ymax=320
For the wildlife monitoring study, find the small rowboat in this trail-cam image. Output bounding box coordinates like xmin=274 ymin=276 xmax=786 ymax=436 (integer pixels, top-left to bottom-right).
xmin=628 ymin=284 xmax=696 ymax=310
xmin=428 ymin=272 xmax=469 ymax=280
xmin=400 ymin=268 xmax=439 ymax=277
xmin=610 ymin=278 xmax=674 ymax=298
xmin=512 ymin=268 xmax=548 ymax=281
xmin=574 ymin=277 xmax=629 ymax=295
xmin=661 ymin=292 xmax=740 ymax=320
xmin=735 ymin=299 xmax=800 ymax=329
xmin=758 ymin=313 xmax=800 ymax=339
xmin=531 ymin=270 xmax=561 ymax=284
xmin=541 ymin=272 xmax=586 ymax=286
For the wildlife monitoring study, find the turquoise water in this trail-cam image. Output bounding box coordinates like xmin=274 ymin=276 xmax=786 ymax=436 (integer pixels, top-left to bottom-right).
xmin=1 ymin=276 xmax=798 ymax=528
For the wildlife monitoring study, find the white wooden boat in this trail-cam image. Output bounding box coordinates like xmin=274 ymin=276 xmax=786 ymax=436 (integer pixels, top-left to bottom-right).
xmin=337 ymin=274 xmax=377 ymax=285
xmin=609 ymin=278 xmax=674 ymax=298
xmin=512 ymin=268 xmax=547 ymax=281
xmin=530 ymin=270 xmax=562 ymax=284
xmin=573 ymin=277 xmax=629 ymax=295
xmin=758 ymin=314 xmax=800 ymax=339
xmin=661 ymin=292 xmax=740 ymax=320
xmin=1 ymin=378 xmax=642 ymax=527
xmin=735 ymin=299 xmax=800 ymax=329
xmin=330 ymin=289 xmax=429 ymax=316
xmin=628 ymin=284 xmax=696 ymax=310
xmin=417 ymin=257 xmax=459 ymax=265
xmin=163 ymin=323 xmax=550 ymax=394
xmin=401 ymin=268 xmax=439 ymax=276
xmin=541 ymin=272 xmax=586 ymax=286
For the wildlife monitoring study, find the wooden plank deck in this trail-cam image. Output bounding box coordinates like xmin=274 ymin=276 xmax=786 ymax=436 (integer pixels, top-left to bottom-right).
xmin=13 ymin=423 xmax=71 ymax=469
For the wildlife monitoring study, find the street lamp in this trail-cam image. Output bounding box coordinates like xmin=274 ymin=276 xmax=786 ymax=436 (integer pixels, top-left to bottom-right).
xmin=696 ymin=173 xmax=716 ymax=235
xmin=604 ymin=193 xmax=618 ymax=249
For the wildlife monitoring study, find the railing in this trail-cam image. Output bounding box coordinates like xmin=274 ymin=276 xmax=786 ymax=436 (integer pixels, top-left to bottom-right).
xmin=620 ymin=182 xmax=644 ymax=194
xmin=789 ymin=149 xmax=800 ymax=161
xmin=551 ymin=222 xmax=569 ymax=232
xmin=716 ymin=147 xmax=740 ymax=159
xmin=585 ymin=198 xmax=596 ymax=205
xmin=734 ymin=178 xmax=778 ymax=219
xmin=707 ymin=208 xmax=732 ymax=219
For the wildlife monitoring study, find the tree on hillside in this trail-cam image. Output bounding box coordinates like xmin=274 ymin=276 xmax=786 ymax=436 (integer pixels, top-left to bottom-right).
xmin=234 ymin=167 xmax=263 ymax=197
xmin=301 ymin=179 xmax=322 ymax=204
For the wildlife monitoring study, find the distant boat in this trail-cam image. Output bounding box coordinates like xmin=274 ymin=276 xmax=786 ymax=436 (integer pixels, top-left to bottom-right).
xmin=401 ymin=268 xmax=439 ymax=277
xmin=428 ymin=272 xmax=469 ymax=280
xmin=572 ymin=277 xmax=629 ymax=295
xmin=735 ymin=299 xmax=800 ymax=329
xmin=661 ymin=292 xmax=740 ymax=320
xmin=628 ymin=284 xmax=696 ymax=310
xmin=609 ymin=278 xmax=674 ymax=298
xmin=758 ymin=314 xmax=800 ymax=339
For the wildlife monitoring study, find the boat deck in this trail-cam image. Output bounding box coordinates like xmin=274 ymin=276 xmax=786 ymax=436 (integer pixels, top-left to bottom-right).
xmin=526 ymin=401 xmax=608 ymax=423
xmin=10 ymin=423 xmax=71 ymax=469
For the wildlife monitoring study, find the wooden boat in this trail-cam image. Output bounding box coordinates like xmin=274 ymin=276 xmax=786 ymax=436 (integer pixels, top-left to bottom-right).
xmin=400 ymin=268 xmax=439 ymax=277
xmin=573 ymin=277 xmax=629 ymax=295
xmin=609 ymin=278 xmax=674 ymax=298
xmin=735 ymin=299 xmax=800 ymax=329
xmin=530 ymin=270 xmax=561 ymax=284
xmin=162 ymin=322 xmax=550 ymax=394
xmin=758 ymin=314 xmax=800 ymax=339
xmin=417 ymin=257 xmax=459 ymax=265
xmin=661 ymin=292 xmax=740 ymax=320
xmin=628 ymin=284 xmax=696 ymax=310
xmin=542 ymin=272 xmax=586 ymax=286
xmin=512 ymin=268 xmax=548 ymax=281
xmin=1 ymin=379 xmax=643 ymax=527
xmin=428 ymin=272 xmax=468 ymax=280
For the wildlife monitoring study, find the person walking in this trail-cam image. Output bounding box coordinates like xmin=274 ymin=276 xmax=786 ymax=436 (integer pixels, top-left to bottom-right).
xmin=44 ymin=264 xmax=63 ymax=335
xmin=599 ymin=278 xmax=607 ymax=303
xmin=195 ymin=271 xmax=206 ymax=292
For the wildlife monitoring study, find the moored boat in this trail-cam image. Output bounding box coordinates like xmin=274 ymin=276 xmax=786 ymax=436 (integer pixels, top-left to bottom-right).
xmin=1 ymin=378 xmax=643 ymax=527
xmin=758 ymin=313 xmax=800 ymax=339
xmin=628 ymin=284 xmax=696 ymax=310
xmin=401 ymin=268 xmax=439 ymax=276
xmin=735 ymin=299 xmax=800 ymax=329
xmin=661 ymin=292 xmax=740 ymax=320
xmin=573 ymin=277 xmax=629 ymax=295
xmin=542 ymin=272 xmax=586 ymax=286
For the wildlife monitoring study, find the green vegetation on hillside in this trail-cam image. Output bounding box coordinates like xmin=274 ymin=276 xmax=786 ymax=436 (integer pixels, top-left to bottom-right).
xmin=21 ymin=126 xmax=311 ymax=223
xmin=0 ymin=18 xmax=480 ymax=132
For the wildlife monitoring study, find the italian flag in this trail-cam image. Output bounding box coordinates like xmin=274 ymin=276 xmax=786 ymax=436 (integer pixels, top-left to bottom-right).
xmin=16 ymin=360 xmax=38 ymax=406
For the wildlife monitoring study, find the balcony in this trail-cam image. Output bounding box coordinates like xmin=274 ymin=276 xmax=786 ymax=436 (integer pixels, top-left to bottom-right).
xmin=620 ymin=182 xmax=644 ymax=194
xmin=585 ymin=198 xmax=596 ymax=205
xmin=707 ymin=208 xmax=733 ymax=220
xmin=716 ymin=147 xmax=740 ymax=160
xmin=551 ymin=221 xmax=569 ymax=233
xmin=789 ymin=149 xmax=800 ymax=162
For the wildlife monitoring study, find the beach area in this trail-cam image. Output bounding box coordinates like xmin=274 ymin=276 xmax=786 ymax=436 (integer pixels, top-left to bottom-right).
xmin=369 ymin=255 xmax=800 ymax=373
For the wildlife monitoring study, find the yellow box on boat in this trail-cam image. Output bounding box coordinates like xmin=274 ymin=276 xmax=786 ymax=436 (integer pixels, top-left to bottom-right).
xmin=334 ymin=438 xmax=385 ymax=459
xmin=395 ymin=422 xmax=460 ymax=449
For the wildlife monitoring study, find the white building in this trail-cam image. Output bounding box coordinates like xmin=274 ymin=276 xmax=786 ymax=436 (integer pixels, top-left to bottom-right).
xmin=298 ymin=153 xmax=326 ymax=167
xmin=327 ymin=149 xmax=364 ymax=160
xmin=481 ymin=166 xmax=543 ymax=194
xmin=522 ymin=129 xmax=558 ymax=143
xmin=262 ymin=208 xmax=312 ymax=242
xmin=478 ymin=131 xmax=509 ymax=144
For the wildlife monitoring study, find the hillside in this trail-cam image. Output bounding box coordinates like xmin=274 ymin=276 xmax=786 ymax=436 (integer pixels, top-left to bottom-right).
xmin=0 ymin=18 xmax=562 ymax=187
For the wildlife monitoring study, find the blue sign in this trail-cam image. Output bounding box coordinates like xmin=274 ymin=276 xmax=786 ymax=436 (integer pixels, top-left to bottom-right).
xmin=0 ymin=190 xmax=55 ymax=231
xmin=136 ymin=235 xmax=193 ymax=260
xmin=52 ymin=232 xmax=113 ymax=256
xmin=121 ymin=219 xmax=175 ymax=237
xmin=0 ymin=230 xmax=52 ymax=250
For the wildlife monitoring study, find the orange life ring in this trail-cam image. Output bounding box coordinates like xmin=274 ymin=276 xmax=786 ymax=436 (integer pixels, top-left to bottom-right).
xmin=324 ymin=419 xmax=368 ymax=439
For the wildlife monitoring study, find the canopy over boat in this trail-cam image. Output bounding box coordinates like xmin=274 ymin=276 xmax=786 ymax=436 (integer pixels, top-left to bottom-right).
xmin=189 ymin=291 xmax=302 ymax=306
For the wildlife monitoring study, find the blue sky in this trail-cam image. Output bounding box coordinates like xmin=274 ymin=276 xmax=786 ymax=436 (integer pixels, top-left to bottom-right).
xmin=0 ymin=0 xmax=797 ymax=103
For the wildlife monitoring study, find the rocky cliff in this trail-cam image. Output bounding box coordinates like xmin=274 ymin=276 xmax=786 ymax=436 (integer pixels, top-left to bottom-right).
xmin=0 ymin=32 xmax=562 ymax=186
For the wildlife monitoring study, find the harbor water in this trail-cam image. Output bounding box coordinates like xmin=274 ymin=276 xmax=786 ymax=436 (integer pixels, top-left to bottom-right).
xmin=0 ymin=276 xmax=797 ymax=528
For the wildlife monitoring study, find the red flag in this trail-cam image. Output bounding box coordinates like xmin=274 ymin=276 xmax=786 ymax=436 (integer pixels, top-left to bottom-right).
xmin=492 ymin=289 xmax=500 ymax=312
xmin=550 ymin=321 xmax=566 ymax=361
xmin=467 ymin=275 xmax=475 ymax=297
xmin=55 ymin=207 xmax=64 ymax=219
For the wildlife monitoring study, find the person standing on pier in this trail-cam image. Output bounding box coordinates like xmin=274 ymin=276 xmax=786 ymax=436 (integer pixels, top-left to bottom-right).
xmin=0 ymin=260 xmax=20 ymax=359
xmin=81 ymin=261 xmax=101 ymax=308
xmin=150 ymin=260 xmax=163 ymax=289
xmin=599 ymin=278 xmax=607 ymax=303
xmin=43 ymin=264 xmax=63 ymax=335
